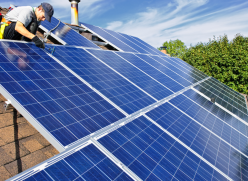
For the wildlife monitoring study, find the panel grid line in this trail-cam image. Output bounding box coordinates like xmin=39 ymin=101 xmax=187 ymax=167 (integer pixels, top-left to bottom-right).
xmin=149 ymin=55 xmax=203 ymax=84
xmin=91 ymin=138 xmax=142 ymax=181
xmin=84 ymin=49 xmax=158 ymax=101
xmin=192 ymin=87 xmax=248 ymax=127
xmin=167 ymin=101 xmax=248 ymax=159
xmin=143 ymin=115 xmax=232 ymax=180
xmin=45 ymin=49 xmax=129 ymax=117
xmin=114 ymin=51 xmax=177 ymax=93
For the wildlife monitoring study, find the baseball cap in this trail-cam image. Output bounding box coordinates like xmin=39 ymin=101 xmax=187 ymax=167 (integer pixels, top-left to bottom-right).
xmin=41 ymin=2 xmax=54 ymax=22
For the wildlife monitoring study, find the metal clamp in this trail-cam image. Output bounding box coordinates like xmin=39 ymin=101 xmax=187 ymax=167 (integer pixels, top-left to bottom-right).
xmin=4 ymin=99 xmax=11 ymax=111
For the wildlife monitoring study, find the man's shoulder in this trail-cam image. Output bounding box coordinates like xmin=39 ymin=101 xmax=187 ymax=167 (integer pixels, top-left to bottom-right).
xmin=15 ymin=6 xmax=33 ymax=12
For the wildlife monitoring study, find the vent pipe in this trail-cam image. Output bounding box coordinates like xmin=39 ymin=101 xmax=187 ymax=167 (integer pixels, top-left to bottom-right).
xmin=69 ymin=0 xmax=80 ymax=25
xmin=160 ymin=46 xmax=167 ymax=54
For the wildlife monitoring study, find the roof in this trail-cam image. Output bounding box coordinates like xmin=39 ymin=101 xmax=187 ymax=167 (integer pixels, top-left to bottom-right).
xmin=0 ymin=95 xmax=59 ymax=180
xmin=0 ymin=6 xmax=248 ymax=181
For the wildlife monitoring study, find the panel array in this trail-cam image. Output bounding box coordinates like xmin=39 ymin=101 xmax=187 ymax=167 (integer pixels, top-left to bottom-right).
xmin=81 ymin=22 xmax=138 ymax=53
xmin=98 ymin=116 xmax=228 ymax=180
xmin=81 ymin=22 xmax=165 ymax=56
xmin=49 ymin=46 xmax=156 ymax=114
xmin=0 ymin=41 xmax=125 ymax=148
xmin=41 ymin=17 xmax=100 ymax=48
xmin=194 ymin=77 xmax=248 ymax=120
xmin=12 ymin=143 xmax=133 ymax=181
xmin=146 ymin=93 xmax=248 ymax=180
xmin=129 ymin=35 xmax=168 ymax=56
xmin=86 ymin=49 xmax=173 ymax=100
xmin=2 ymin=18 xmax=247 ymax=181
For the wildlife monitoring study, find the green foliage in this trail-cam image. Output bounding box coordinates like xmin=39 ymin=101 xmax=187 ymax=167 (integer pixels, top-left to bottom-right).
xmin=162 ymin=39 xmax=187 ymax=59
xmin=182 ymin=34 xmax=248 ymax=94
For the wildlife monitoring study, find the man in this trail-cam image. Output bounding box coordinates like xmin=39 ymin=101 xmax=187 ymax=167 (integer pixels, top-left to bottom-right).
xmin=3 ymin=3 xmax=54 ymax=48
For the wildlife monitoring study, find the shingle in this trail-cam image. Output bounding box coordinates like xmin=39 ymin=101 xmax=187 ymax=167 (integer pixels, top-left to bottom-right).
xmin=0 ymin=166 xmax=11 ymax=181
xmin=21 ymin=150 xmax=48 ymax=169
xmin=1 ymin=142 xmax=30 ymax=159
xmin=0 ymin=147 xmax=14 ymax=166
xmin=22 ymin=139 xmax=44 ymax=153
xmin=4 ymin=159 xmax=28 ymax=176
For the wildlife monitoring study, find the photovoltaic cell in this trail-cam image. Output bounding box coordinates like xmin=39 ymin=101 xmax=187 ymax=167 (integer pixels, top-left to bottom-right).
xmin=129 ymin=35 xmax=167 ymax=56
xmin=98 ymin=116 xmax=228 ymax=180
xmin=16 ymin=144 xmax=133 ymax=181
xmin=86 ymin=49 xmax=174 ymax=100
xmin=146 ymin=100 xmax=248 ymax=180
xmin=118 ymin=52 xmax=190 ymax=89
xmin=0 ymin=41 xmax=125 ymax=148
xmin=150 ymin=55 xmax=204 ymax=83
xmin=161 ymin=56 xmax=208 ymax=80
xmin=118 ymin=32 xmax=162 ymax=56
xmin=41 ymin=18 xmax=100 ymax=48
xmin=2 ymin=19 xmax=248 ymax=181
xmin=115 ymin=52 xmax=185 ymax=92
xmin=50 ymin=46 xmax=155 ymax=114
xmin=181 ymin=89 xmax=248 ymax=137
xmin=81 ymin=22 xmax=138 ymax=53
xmin=100 ymin=28 xmax=149 ymax=54
xmin=194 ymin=77 xmax=248 ymax=120
xmin=168 ymin=90 xmax=248 ymax=155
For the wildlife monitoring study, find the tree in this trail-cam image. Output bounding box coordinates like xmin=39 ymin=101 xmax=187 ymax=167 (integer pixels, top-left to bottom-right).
xmin=162 ymin=39 xmax=187 ymax=59
xmin=182 ymin=34 xmax=248 ymax=94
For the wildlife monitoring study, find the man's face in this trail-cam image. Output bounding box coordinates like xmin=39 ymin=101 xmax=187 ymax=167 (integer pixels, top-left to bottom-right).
xmin=37 ymin=8 xmax=46 ymax=21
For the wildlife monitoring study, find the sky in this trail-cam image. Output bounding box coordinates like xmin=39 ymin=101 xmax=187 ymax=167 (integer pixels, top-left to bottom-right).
xmin=2 ymin=0 xmax=248 ymax=47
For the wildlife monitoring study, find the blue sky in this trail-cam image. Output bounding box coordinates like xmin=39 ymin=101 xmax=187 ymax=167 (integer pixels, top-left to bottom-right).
xmin=2 ymin=0 xmax=248 ymax=47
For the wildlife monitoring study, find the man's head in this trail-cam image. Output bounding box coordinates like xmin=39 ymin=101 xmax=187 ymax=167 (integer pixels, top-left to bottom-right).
xmin=36 ymin=3 xmax=54 ymax=22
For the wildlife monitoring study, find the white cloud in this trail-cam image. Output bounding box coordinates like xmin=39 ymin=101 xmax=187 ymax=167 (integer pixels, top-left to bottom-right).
xmin=105 ymin=0 xmax=248 ymax=47
xmin=106 ymin=21 xmax=123 ymax=30
xmin=0 ymin=0 xmax=107 ymax=23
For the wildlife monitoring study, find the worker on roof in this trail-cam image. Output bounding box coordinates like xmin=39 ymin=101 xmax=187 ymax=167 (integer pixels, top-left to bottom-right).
xmin=0 ymin=3 xmax=54 ymax=49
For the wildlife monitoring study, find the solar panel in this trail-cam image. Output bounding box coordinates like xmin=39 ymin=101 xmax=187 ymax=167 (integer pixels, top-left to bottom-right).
xmin=118 ymin=32 xmax=162 ymax=56
xmin=40 ymin=17 xmax=100 ymax=48
xmin=10 ymin=143 xmax=134 ymax=181
xmin=0 ymin=40 xmax=125 ymax=150
xmin=194 ymin=78 xmax=248 ymax=119
xmin=2 ymin=22 xmax=247 ymax=180
xmin=49 ymin=46 xmax=156 ymax=114
xmin=99 ymin=28 xmax=150 ymax=54
xmin=129 ymin=35 xmax=168 ymax=56
xmin=81 ymin=22 xmax=138 ymax=53
xmin=81 ymin=22 xmax=168 ymax=56
xmin=98 ymin=116 xmax=229 ymax=180
xmin=85 ymin=49 xmax=173 ymax=100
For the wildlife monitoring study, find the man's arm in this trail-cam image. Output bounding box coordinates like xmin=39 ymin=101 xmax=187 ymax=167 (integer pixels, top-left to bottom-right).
xmin=15 ymin=21 xmax=35 ymax=40
xmin=15 ymin=21 xmax=44 ymax=48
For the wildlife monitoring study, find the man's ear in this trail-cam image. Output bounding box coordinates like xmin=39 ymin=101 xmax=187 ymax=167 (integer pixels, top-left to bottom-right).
xmin=37 ymin=7 xmax=42 ymax=12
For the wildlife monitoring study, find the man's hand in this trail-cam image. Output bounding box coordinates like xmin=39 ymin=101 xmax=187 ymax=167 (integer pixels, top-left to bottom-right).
xmin=32 ymin=36 xmax=45 ymax=49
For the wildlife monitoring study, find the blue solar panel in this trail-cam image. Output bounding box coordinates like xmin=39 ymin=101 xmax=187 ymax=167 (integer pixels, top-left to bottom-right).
xmin=194 ymin=78 xmax=248 ymax=119
xmin=118 ymin=32 xmax=162 ymax=56
xmin=129 ymin=35 xmax=167 ymax=56
xmin=100 ymin=28 xmax=149 ymax=54
xmin=0 ymin=41 xmax=125 ymax=148
xmin=161 ymin=56 xmax=208 ymax=79
xmin=116 ymin=52 xmax=189 ymax=90
xmin=2 ymin=31 xmax=248 ymax=181
xmin=150 ymin=55 xmax=205 ymax=83
xmin=98 ymin=116 xmax=228 ymax=180
xmin=181 ymin=89 xmax=248 ymax=136
xmin=50 ymin=46 xmax=156 ymax=114
xmin=81 ymin=22 xmax=167 ymax=56
xmin=81 ymin=22 xmax=138 ymax=53
xmin=86 ymin=49 xmax=174 ymax=100
xmin=146 ymin=99 xmax=248 ymax=180
xmin=13 ymin=143 xmax=133 ymax=181
xmin=41 ymin=18 xmax=100 ymax=48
